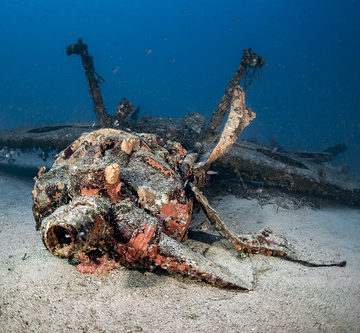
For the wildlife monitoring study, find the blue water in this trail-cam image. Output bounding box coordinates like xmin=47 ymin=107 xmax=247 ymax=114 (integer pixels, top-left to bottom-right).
xmin=0 ymin=0 xmax=359 ymax=174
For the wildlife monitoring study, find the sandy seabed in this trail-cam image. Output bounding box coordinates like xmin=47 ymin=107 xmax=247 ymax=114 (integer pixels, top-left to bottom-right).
xmin=0 ymin=168 xmax=359 ymax=333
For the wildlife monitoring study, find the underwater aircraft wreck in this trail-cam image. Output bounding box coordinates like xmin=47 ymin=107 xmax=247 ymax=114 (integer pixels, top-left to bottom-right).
xmin=25 ymin=40 xmax=349 ymax=289
xmin=1 ymin=40 xmax=358 ymax=207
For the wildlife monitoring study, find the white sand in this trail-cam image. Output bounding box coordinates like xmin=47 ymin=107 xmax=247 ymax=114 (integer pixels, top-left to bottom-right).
xmin=0 ymin=169 xmax=359 ymax=332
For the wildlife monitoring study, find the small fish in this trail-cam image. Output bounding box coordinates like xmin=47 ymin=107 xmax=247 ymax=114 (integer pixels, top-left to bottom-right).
xmin=41 ymin=151 xmax=48 ymax=161
xmin=92 ymin=122 xmax=96 ymax=127
xmin=206 ymin=170 xmax=218 ymax=175
xmin=171 ymin=58 xmax=176 ymax=63
xmin=113 ymin=120 xmax=119 ymax=127
xmin=236 ymin=17 xmax=241 ymax=21
xmin=163 ymin=37 xmax=168 ymax=41
xmin=146 ymin=48 xmax=152 ymax=55
xmin=65 ymin=233 xmax=71 ymax=239
xmin=112 ymin=66 xmax=119 ymax=73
